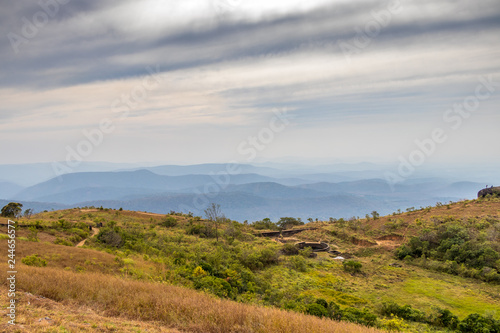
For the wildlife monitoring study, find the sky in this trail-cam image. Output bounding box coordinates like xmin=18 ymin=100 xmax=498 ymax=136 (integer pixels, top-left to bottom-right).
xmin=1 ymin=0 xmax=499 ymax=168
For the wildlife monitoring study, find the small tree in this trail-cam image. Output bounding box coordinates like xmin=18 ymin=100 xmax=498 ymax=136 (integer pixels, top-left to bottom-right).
xmin=1 ymin=202 xmax=23 ymax=218
xmin=204 ymin=203 xmax=225 ymax=242
xmin=277 ymin=217 xmax=304 ymax=230
xmin=24 ymin=208 xmax=34 ymax=219
xmin=371 ymin=211 xmax=380 ymax=220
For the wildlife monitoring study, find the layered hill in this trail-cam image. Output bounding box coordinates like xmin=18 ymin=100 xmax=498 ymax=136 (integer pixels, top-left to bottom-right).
xmin=2 ymin=166 xmax=488 ymax=221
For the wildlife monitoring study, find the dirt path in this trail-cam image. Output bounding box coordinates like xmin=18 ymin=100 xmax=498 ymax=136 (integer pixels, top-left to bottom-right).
xmin=76 ymin=228 xmax=99 ymax=247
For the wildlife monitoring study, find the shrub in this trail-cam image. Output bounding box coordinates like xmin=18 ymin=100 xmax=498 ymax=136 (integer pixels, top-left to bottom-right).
xmin=186 ymin=223 xmax=204 ymax=235
xmin=239 ymin=247 xmax=279 ymax=270
xmin=343 ymin=260 xmax=362 ymax=274
xmin=315 ymin=298 xmax=328 ymax=309
xmin=288 ymin=255 xmax=308 ymax=272
xmin=328 ymin=302 xmax=342 ymax=320
xmin=432 ymin=308 xmax=459 ymax=329
xmin=193 ymin=266 xmax=208 ymax=278
xmin=27 ymin=226 xmax=39 ymax=242
xmin=281 ymin=243 xmax=299 ymax=255
xmin=97 ymin=228 xmax=124 ymax=248
xmin=380 ymin=302 xmax=426 ymax=323
xmin=306 ymin=303 xmax=329 ymax=318
xmin=381 ymin=316 xmax=408 ymax=331
xmin=395 ymin=218 xmax=500 ymax=282
xmin=22 ymin=254 xmax=47 ymax=267
xmin=54 ymin=237 xmax=74 ymax=246
xmin=251 ymin=218 xmax=278 ymax=230
xmin=194 ymin=276 xmax=233 ymax=298
xmin=160 ymin=216 xmax=178 ymax=228
xmin=458 ymin=313 xmax=500 ymax=333
xmin=342 ymin=308 xmax=378 ymax=327
xmin=299 ymin=247 xmax=313 ymax=258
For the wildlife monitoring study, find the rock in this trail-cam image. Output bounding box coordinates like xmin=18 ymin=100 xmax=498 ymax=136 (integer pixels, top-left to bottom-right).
xmin=478 ymin=186 xmax=500 ymax=198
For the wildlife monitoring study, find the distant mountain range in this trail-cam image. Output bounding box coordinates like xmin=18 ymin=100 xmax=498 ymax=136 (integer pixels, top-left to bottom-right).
xmin=0 ymin=163 xmax=491 ymax=221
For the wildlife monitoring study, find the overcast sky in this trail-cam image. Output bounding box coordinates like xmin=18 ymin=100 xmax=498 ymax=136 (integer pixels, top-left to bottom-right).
xmin=1 ymin=0 xmax=499 ymax=167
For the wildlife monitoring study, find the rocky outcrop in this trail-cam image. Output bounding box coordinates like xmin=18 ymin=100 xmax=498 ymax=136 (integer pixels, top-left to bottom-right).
xmin=478 ymin=186 xmax=500 ymax=198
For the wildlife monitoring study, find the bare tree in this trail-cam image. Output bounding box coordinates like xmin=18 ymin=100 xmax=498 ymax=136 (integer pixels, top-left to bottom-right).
xmin=24 ymin=208 xmax=34 ymax=220
xmin=204 ymin=203 xmax=225 ymax=242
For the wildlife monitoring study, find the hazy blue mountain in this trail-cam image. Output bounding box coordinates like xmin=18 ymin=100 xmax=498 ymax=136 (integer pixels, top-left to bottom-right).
xmin=143 ymin=163 xmax=285 ymax=177
xmin=434 ymin=181 xmax=485 ymax=199
xmin=14 ymin=170 xmax=293 ymax=202
xmin=0 ymin=182 xmax=25 ymax=199
xmin=298 ymin=179 xmax=393 ymax=194
xmin=72 ymin=192 xmax=378 ymax=221
xmin=0 ymin=162 xmax=489 ymax=223
xmin=34 ymin=187 xmax=167 ymax=205
xmin=223 ymin=182 xmax=329 ymax=199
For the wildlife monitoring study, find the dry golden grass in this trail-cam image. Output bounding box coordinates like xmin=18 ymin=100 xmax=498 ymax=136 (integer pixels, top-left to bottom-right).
xmin=0 ymin=265 xmax=382 ymax=333
xmin=0 ymin=239 xmax=124 ymax=275
xmin=0 ymin=285 xmax=181 ymax=332
xmin=367 ymin=198 xmax=500 ymax=231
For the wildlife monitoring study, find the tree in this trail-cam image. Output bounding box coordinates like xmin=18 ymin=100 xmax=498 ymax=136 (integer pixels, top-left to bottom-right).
xmin=1 ymin=202 xmax=23 ymax=218
xmin=371 ymin=211 xmax=380 ymax=220
xmin=24 ymin=208 xmax=34 ymax=219
xmin=204 ymin=203 xmax=225 ymax=242
xmin=277 ymin=217 xmax=304 ymax=230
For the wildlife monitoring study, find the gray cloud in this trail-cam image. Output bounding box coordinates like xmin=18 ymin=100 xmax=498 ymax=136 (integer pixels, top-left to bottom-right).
xmin=1 ymin=0 xmax=499 ymax=88
xmin=1 ymin=0 xmax=499 ymax=166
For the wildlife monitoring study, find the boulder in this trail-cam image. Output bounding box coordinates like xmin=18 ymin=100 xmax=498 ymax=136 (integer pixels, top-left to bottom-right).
xmin=478 ymin=186 xmax=500 ymax=198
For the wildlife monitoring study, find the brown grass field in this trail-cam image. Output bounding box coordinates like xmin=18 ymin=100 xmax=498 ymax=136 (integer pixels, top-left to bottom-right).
xmin=0 ymin=265 xmax=382 ymax=333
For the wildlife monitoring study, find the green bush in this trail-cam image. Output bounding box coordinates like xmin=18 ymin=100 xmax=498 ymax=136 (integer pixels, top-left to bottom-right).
xmin=381 ymin=316 xmax=408 ymax=331
xmin=432 ymin=308 xmax=459 ymax=329
xmin=281 ymin=243 xmax=299 ymax=255
xmin=21 ymin=254 xmax=47 ymax=267
xmin=395 ymin=218 xmax=500 ymax=282
xmin=343 ymin=260 xmax=362 ymax=274
xmin=251 ymin=218 xmax=278 ymax=230
xmin=288 ymin=255 xmax=308 ymax=272
xmin=194 ymin=276 xmax=234 ymax=298
xmin=54 ymin=237 xmax=74 ymax=246
xmin=239 ymin=247 xmax=279 ymax=270
xmin=458 ymin=313 xmax=500 ymax=333
xmin=306 ymin=303 xmax=329 ymax=318
xmin=342 ymin=307 xmax=378 ymax=327
xmin=381 ymin=302 xmax=426 ymax=323
xmin=27 ymin=226 xmax=39 ymax=242
xmin=97 ymin=228 xmax=124 ymax=247
xmin=160 ymin=216 xmax=178 ymax=228
xmin=315 ymin=298 xmax=328 ymax=309
xmin=186 ymin=223 xmax=204 ymax=235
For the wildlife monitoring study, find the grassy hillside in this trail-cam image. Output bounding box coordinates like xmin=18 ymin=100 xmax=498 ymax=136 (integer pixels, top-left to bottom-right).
xmin=1 ymin=197 xmax=499 ymax=332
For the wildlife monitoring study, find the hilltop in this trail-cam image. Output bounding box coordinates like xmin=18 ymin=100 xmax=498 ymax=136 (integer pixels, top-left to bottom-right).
xmin=1 ymin=196 xmax=499 ymax=332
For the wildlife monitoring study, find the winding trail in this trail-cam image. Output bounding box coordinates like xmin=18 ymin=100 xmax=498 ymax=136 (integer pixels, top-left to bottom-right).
xmin=76 ymin=228 xmax=99 ymax=247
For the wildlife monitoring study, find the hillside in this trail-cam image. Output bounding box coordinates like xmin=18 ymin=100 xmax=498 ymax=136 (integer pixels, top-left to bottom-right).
xmin=1 ymin=197 xmax=499 ymax=332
